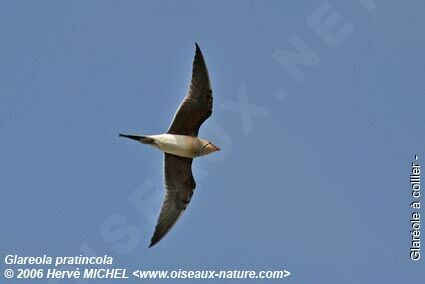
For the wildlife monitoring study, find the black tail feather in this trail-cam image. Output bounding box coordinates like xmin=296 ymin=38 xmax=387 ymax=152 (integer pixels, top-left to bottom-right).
xmin=119 ymin=134 xmax=156 ymax=145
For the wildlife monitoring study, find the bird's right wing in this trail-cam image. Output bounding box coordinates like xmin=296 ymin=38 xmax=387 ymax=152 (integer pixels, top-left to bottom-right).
xmin=167 ymin=43 xmax=212 ymax=137
xmin=149 ymin=153 xmax=196 ymax=247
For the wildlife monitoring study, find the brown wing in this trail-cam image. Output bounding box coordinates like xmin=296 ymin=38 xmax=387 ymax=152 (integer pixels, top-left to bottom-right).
xmin=167 ymin=43 xmax=212 ymax=137
xmin=149 ymin=153 xmax=196 ymax=247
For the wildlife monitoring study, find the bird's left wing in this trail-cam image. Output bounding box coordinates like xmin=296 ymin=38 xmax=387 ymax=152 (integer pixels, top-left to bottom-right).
xmin=167 ymin=43 xmax=212 ymax=137
xmin=149 ymin=153 xmax=196 ymax=247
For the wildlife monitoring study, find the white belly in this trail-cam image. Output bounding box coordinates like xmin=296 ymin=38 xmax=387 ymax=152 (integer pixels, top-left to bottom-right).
xmin=150 ymin=134 xmax=203 ymax=158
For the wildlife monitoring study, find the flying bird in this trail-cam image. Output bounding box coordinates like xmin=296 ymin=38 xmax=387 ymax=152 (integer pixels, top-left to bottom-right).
xmin=119 ymin=43 xmax=220 ymax=247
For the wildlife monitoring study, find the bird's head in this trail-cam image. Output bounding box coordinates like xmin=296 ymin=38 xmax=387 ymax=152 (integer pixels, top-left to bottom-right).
xmin=201 ymin=141 xmax=220 ymax=156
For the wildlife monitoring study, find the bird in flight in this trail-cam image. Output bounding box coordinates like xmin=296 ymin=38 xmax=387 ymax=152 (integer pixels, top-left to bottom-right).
xmin=120 ymin=43 xmax=220 ymax=248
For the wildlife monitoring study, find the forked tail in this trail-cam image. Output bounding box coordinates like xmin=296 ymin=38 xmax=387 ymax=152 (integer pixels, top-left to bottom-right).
xmin=119 ymin=134 xmax=156 ymax=145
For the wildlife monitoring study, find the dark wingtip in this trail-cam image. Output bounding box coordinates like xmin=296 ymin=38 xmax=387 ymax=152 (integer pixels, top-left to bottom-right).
xmin=195 ymin=42 xmax=201 ymax=51
xmin=118 ymin=133 xmax=124 ymax=137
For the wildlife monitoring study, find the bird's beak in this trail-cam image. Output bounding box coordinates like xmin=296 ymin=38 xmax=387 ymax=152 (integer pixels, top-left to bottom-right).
xmin=119 ymin=133 xmax=141 ymax=142
xmin=214 ymin=145 xmax=221 ymax=151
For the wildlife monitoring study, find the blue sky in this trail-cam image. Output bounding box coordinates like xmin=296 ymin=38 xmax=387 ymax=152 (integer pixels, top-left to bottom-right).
xmin=1 ymin=1 xmax=424 ymax=283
